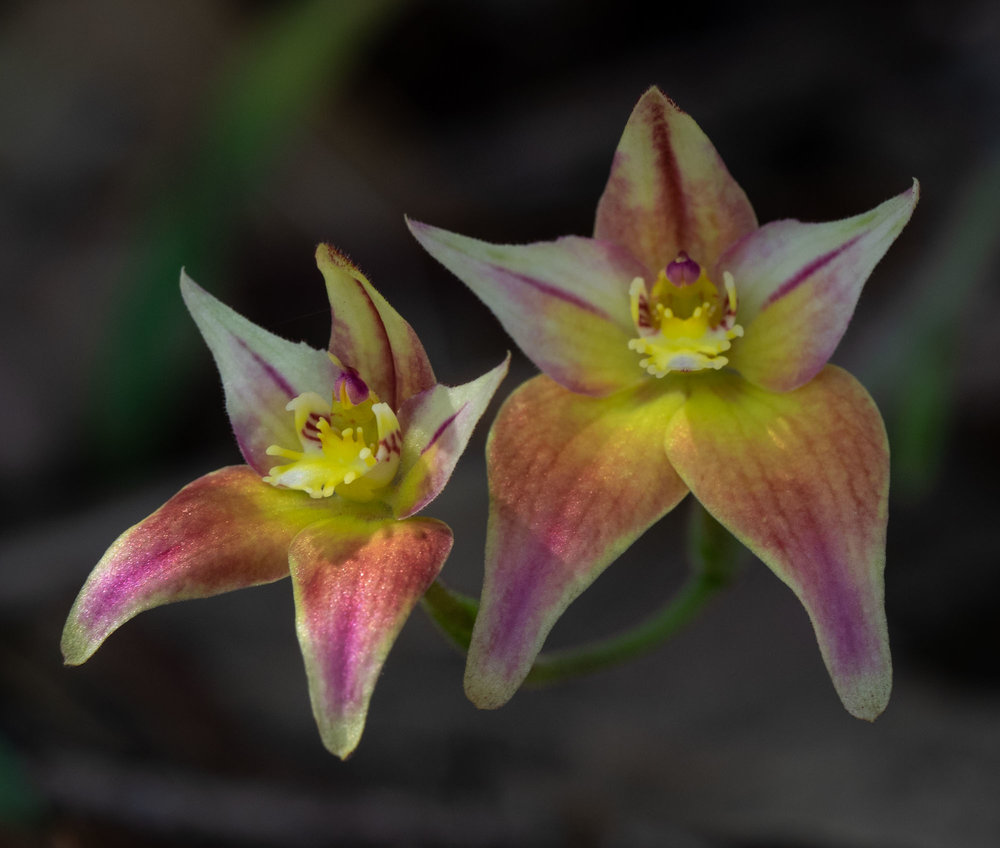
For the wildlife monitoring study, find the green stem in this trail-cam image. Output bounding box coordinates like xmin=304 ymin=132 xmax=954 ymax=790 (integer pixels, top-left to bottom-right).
xmin=421 ymin=580 xmax=477 ymax=651
xmin=421 ymin=503 xmax=742 ymax=685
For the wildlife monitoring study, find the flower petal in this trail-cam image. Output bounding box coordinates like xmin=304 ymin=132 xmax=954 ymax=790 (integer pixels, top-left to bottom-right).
xmin=721 ymin=182 xmax=919 ymax=392
xmin=408 ymin=220 xmax=647 ymax=396
xmin=289 ymin=514 xmax=452 ymax=758
xmin=316 ymin=244 xmax=436 ymax=408
xmin=181 ymin=272 xmax=341 ymax=473
xmin=61 ymin=466 xmax=330 ymax=666
xmin=465 ymin=375 xmax=689 ymax=708
xmin=663 ymin=367 xmax=891 ymax=720
xmin=389 ymin=354 xmax=510 ymax=519
xmin=594 ymin=86 xmax=757 ymax=273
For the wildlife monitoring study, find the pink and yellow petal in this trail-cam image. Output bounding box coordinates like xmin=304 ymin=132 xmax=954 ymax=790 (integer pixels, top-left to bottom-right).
xmin=316 ymin=244 xmax=436 ymax=408
xmin=408 ymin=221 xmax=647 ymax=396
xmin=663 ymin=367 xmax=891 ymax=720
xmin=721 ymin=182 xmax=918 ymax=392
xmin=465 ymin=375 xmax=689 ymax=709
xmin=288 ymin=514 xmax=453 ymax=758
xmin=61 ymin=466 xmax=331 ymax=666
xmin=390 ymin=355 xmax=509 ymax=519
xmin=181 ymin=273 xmax=342 ymax=474
xmin=594 ymin=86 xmax=757 ymax=273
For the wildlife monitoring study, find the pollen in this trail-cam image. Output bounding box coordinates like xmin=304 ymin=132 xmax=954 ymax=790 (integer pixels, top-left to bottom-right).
xmin=262 ymin=382 xmax=402 ymax=502
xmin=627 ymin=254 xmax=742 ymax=378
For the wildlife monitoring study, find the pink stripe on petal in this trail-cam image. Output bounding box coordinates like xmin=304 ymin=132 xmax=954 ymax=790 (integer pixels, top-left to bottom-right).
xmin=594 ymin=87 xmax=757 ymax=273
xmin=181 ymin=273 xmax=342 ymax=472
xmin=390 ymin=356 xmax=509 ymax=519
xmin=317 ymin=245 xmax=435 ymax=408
xmin=408 ymin=220 xmax=646 ymax=396
xmin=289 ymin=514 xmax=452 ymax=758
xmin=721 ymin=182 xmax=918 ymax=393
xmin=465 ymin=375 xmax=689 ymax=709
xmin=664 ymin=367 xmax=891 ymax=719
xmin=61 ymin=467 xmax=331 ymax=666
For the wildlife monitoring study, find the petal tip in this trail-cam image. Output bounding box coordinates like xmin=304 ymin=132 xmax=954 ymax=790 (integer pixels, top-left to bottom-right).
xmin=896 ymin=177 xmax=920 ymax=216
xmin=839 ymin=670 xmax=892 ymax=722
xmin=636 ymin=84 xmax=676 ymax=111
xmin=178 ymin=269 xmax=206 ymax=306
xmin=315 ymin=241 xmax=359 ymax=276
xmin=59 ymin=622 xmax=95 ymax=667
xmin=463 ymin=666 xmax=517 ymax=710
xmin=315 ymin=712 xmax=365 ymax=760
xmin=404 ymin=216 xmax=435 ymax=246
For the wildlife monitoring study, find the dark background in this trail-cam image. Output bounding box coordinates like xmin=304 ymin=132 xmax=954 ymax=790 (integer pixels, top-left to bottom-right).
xmin=1 ymin=0 xmax=998 ymax=845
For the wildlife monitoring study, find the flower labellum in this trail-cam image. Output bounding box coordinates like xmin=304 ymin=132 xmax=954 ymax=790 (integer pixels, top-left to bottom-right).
xmin=408 ymin=86 xmax=917 ymax=720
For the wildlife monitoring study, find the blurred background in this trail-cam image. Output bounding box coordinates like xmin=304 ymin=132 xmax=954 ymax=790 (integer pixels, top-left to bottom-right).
xmin=1 ymin=0 xmax=998 ymax=845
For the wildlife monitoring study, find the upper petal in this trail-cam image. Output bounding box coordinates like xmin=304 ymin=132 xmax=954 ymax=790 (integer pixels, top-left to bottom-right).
xmin=408 ymin=220 xmax=647 ymax=396
xmin=289 ymin=513 xmax=452 ymax=758
xmin=594 ymin=86 xmax=757 ymax=272
xmin=181 ymin=272 xmax=342 ymax=473
xmin=316 ymin=244 xmax=436 ymax=408
xmin=389 ymin=354 xmax=509 ymax=519
xmin=663 ymin=367 xmax=891 ymax=720
xmin=61 ymin=466 xmax=331 ymax=666
xmin=465 ymin=375 xmax=689 ymax=709
xmin=721 ymin=182 xmax=919 ymax=392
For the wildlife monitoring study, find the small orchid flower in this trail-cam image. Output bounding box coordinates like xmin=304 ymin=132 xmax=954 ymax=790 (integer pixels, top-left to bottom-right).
xmin=409 ymin=87 xmax=917 ymax=720
xmin=62 ymin=245 xmax=508 ymax=758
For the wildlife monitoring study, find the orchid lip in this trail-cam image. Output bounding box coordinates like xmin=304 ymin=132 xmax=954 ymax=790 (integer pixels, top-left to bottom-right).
xmin=627 ymin=257 xmax=743 ymax=377
xmin=263 ymin=386 xmax=402 ymax=502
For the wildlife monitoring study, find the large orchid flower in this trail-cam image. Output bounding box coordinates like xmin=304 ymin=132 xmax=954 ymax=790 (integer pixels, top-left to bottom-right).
xmin=409 ymin=87 xmax=917 ymax=721
xmin=62 ymin=245 xmax=507 ymax=758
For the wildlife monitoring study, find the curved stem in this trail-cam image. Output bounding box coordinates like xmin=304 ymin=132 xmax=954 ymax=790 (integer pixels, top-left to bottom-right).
xmin=525 ymin=568 xmax=719 ymax=684
xmin=421 ymin=502 xmax=742 ymax=685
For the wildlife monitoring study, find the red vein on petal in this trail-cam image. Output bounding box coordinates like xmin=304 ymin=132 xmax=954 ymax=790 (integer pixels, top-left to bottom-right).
xmin=763 ymin=234 xmax=862 ymax=308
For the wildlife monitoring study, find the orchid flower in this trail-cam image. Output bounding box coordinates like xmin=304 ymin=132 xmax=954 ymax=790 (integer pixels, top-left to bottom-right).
xmin=409 ymin=87 xmax=917 ymax=720
xmin=62 ymin=245 xmax=508 ymax=758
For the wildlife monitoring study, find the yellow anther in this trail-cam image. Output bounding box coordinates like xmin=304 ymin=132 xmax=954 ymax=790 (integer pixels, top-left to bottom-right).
xmin=262 ymin=386 xmax=401 ymax=502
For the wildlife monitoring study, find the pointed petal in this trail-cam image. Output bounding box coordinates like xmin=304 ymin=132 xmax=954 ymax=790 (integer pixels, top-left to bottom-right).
xmin=61 ymin=466 xmax=330 ymax=665
xmin=465 ymin=375 xmax=689 ymax=708
xmin=389 ymin=355 xmax=509 ymax=519
xmin=316 ymin=244 xmax=436 ymax=408
xmin=289 ymin=514 xmax=452 ymax=758
xmin=181 ymin=272 xmax=341 ymax=473
xmin=663 ymin=367 xmax=891 ymax=719
xmin=594 ymin=86 xmax=757 ymax=273
xmin=408 ymin=220 xmax=647 ymax=396
xmin=722 ymin=182 xmax=919 ymax=392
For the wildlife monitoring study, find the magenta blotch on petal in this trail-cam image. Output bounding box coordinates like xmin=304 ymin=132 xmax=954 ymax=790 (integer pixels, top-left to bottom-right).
xmin=289 ymin=514 xmax=453 ymax=758
xmin=464 ymin=376 xmax=689 ymax=708
xmin=61 ymin=467 xmax=330 ymax=666
xmin=663 ymin=367 xmax=892 ymax=719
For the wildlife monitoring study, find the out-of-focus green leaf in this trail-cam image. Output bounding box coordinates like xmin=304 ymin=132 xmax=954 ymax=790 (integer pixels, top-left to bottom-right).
xmin=90 ymin=0 xmax=402 ymax=462
xmin=0 ymin=735 xmax=44 ymax=825
xmin=868 ymin=151 xmax=1000 ymax=498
